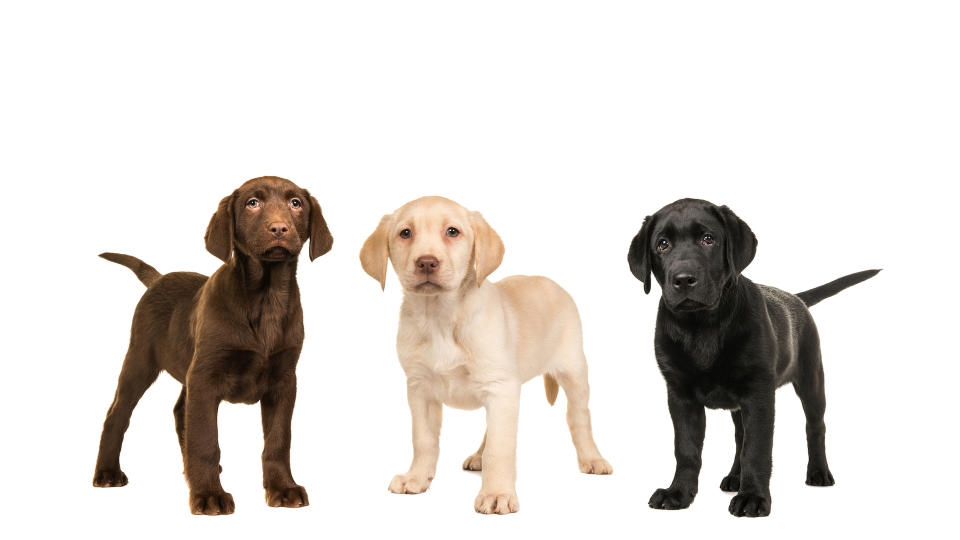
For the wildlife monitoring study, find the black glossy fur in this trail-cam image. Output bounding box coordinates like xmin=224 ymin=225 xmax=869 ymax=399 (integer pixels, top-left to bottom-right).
xmin=627 ymin=198 xmax=879 ymax=518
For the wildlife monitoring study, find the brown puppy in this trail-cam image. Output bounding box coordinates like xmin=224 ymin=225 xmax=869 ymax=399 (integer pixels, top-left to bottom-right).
xmin=92 ymin=176 xmax=333 ymax=515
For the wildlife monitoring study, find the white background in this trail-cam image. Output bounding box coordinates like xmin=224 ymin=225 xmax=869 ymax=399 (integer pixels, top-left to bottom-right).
xmin=2 ymin=1 xmax=957 ymax=538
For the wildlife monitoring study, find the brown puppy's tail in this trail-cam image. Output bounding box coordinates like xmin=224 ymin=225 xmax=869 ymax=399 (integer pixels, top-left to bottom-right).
xmin=796 ymin=269 xmax=881 ymax=307
xmin=544 ymin=374 xmax=559 ymax=406
xmin=99 ymin=252 xmax=162 ymax=287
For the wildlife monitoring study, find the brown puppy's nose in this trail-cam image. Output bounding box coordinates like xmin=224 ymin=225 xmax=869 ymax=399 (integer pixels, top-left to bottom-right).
xmin=416 ymin=255 xmax=439 ymax=274
xmin=269 ymin=222 xmax=289 ymax=238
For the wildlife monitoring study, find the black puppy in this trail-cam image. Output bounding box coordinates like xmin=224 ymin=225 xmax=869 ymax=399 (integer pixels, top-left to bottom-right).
xmin=627 ymin=198 xmax=878 ymax=518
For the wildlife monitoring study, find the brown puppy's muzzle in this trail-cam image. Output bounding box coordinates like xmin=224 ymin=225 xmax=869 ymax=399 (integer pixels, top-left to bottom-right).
xmin=252 ymin=215 xmax=303 ymax=261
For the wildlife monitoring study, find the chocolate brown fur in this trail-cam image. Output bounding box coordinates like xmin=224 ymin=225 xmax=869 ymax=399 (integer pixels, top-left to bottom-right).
xmin=92 ymin=176 xmax=333 ymax=515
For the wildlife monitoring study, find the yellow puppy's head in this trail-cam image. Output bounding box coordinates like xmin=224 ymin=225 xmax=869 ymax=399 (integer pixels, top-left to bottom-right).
xmin=359 ymin=196 xmax=504 ymax=294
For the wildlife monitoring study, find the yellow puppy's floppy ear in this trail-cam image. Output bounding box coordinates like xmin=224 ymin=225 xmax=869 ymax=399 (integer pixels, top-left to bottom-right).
xmin=470 ymin=211 xmax=504 ymax=287
xmin=304 ymin=190 xmax=334 ymax=261
xmin=359 ymin=214 xmax=392 ymax=290
xmin=204 ymin=190 xmax=237 ymax=263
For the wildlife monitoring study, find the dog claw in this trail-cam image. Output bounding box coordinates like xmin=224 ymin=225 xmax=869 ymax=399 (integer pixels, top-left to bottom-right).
xmin=728 ymin=492 xmax=770 ymax=517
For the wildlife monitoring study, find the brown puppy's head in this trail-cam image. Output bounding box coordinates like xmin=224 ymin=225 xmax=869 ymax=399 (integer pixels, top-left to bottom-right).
xmin=359 ymin=196 xmax=503 ymax=294
xmin=627 ymin=198 xmax=756 ymax=312
xmin=204 ymin=176 xmax=333 ymax=263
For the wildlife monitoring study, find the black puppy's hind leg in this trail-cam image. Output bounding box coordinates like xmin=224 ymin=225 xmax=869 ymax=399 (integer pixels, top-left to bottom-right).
xmin=720 ymin=410 xmax=744 ymax=492
xmin=93 ymin=344 xmax=160 ymax=487
xmin=793 ymin=350 xmax=834 ymax=486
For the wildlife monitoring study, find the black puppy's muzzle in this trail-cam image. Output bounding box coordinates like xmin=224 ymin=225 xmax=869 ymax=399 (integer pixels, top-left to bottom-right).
xmin=672 ymin=273 xmax=698 ymax=292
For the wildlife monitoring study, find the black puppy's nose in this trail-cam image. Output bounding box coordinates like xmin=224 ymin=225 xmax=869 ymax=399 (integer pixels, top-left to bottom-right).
xmin=416 ymin=255 xmax=439 ymax=274
xmin=269 ymin=222 xmax=289 ymax=238
xmin=673 ymin=273 xmax=698 ymax=291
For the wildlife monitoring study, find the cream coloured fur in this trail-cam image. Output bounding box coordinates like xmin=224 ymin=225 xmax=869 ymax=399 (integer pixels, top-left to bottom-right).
xmin=360 ymin=196 xmax=611 ymax=515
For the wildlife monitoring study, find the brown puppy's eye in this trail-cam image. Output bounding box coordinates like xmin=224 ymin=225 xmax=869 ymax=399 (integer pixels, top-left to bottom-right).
xmin=290 ymin=198 xmax=302 ymax=209
xmin=446 ymin=227 xmax=460 ymax=237
xmin=399 ymin=229 xmax=412 ymax=239
xmin=246 ymin=198 xmax=260 ymax=208
xmin=657 ymin=239 xmax=671 ymax=253
xmin=701 ymin=234 xmax=715 ymax=246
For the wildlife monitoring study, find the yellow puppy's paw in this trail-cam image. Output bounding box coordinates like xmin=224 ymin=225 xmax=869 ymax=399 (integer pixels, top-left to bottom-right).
xmin=579 ymin=457 xmax=613 ymax=475
xmin=388 ymin=474 xmax=432 ymax=494
xmin=474 ymin=491 xmax=519 ymax=515
xmin=462 ymin=453 xmax=482 ymax=471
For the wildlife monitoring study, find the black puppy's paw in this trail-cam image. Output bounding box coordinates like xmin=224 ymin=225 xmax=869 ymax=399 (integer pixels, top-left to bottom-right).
xmin=806 ymin=468 xmax=835 ymax=486
xmin=719 ymin=474 xmax=740 ymax=492
xmin=189 ymin=490 xmax=235 ymax=516
xmin=93 ymin=468 xmax=128 ymax=487
xmin=648 ymin=487 xmax=695 ymax=510
xmin=728 ymin=492 xmax=771 ymax=517
xmin=266 ymin=485 xmax=309 ymax=508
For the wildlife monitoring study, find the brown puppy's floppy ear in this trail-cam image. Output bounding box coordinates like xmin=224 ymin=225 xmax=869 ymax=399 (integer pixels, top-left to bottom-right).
xmin=470 ymin=211 xmax=504 ymax=287
xmin=627 ymin=215 xmax=654 ymax=294
xmin=716 ymin=205 xmax=757 ymax=276
xmin=359 ymin=214 xmax=392 ymax=290
xmin=304 ymin=190 xmax=334 ymax=261
xmin=204 ymin=190 xmax=237 ymax=262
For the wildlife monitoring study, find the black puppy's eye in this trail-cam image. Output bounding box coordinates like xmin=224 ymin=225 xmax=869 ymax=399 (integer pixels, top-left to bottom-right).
xmin=446 ymin=227 xmax=460 ymax=237
xmin=246 ymin=198 xmax=260 ymax=208
xmin=399 ymin=229 xmax=412 ymax=239
xmin=657 ymin=239 xmax=671 ymax=253
xmin=701 ymin=234 xmax=715 ymax=246
xmin=290 ymin=198 xmax=302 ymax=208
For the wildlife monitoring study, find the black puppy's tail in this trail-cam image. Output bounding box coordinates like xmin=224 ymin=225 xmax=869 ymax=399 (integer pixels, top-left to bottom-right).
xmin=796 ymin=269 xmax=881 ymax=307
xmin=99 ymin=252 xmax=162 ymax=287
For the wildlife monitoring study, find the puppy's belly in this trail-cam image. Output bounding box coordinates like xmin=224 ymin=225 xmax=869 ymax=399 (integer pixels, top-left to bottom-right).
xmin=695 ymin=386 xmax=741 ymax=410
xmin=440 ymin=366 xmax=485 ymax=410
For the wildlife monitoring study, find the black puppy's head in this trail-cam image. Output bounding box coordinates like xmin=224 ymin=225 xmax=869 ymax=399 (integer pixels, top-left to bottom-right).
xmin=627 ymin=198 xmax=757 ymax=312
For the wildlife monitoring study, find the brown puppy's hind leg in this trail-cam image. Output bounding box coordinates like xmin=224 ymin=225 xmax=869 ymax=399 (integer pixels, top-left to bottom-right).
xmin=93 ymin=345 xmax=159 ymax=487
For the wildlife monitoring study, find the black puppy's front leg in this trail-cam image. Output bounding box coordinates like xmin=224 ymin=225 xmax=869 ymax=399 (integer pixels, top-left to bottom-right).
xmin=729 ymin=392 xmax=775 ymax=517
xmin=649 ymin=391 xmax=705 ymax=510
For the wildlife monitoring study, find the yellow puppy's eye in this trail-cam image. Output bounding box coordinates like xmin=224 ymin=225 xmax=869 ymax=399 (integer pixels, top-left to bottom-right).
xmin=399 ymin=229 xmax=412 ymax=239
xmin=446 ymin=227 xmax=460 ymax=237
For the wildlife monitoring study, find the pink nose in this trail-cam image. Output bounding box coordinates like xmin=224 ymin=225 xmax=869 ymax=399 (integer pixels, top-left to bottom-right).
xmin=269 ymin=222 xmax=289 ymax=238
xmin=416 ymin=255 xmax=439 ymax=274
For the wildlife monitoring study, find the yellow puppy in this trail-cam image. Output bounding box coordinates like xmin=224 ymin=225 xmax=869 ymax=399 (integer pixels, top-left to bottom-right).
xmin=360 ymin=196 xmax=612 ymax=515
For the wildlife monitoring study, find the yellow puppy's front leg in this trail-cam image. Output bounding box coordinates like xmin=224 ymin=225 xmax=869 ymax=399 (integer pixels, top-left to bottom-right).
xmin=474 ymin=385 xmax=521 ymax=515
xmin=389 ymin=382 xmax=442 ymax=495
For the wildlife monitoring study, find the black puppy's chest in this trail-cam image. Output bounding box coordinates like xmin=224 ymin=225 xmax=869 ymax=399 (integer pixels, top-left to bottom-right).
xmin=658 ymin=329 xmax=752 ymax=410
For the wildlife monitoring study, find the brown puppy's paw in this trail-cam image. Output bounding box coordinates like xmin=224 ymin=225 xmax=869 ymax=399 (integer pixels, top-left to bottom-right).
xmin=388 ymin=474 xmax=432 ymax=494
xmin=474 ymin=491 xmax=519 ymax=515
xmin=720 ymin=474 xmax=740 ymax=492
xmin=579 ymin=457 xmax=613 ymax=475
xmin=189 ymin=490 xmax=235 ymax=516
xmin=728 ymin=492 xmax=771 ymax=517
xmin=462 ymin=453 xmax=482 ymax=471
xmin=648 ymin=487 xmax=695 ymax=510
xmin=266 ymin=485 xmax=309 ymax=508
xmin=93 ymin=468 xmax=128 ymax=487
xmin=806 ymin=468 xmax=835 ymax=486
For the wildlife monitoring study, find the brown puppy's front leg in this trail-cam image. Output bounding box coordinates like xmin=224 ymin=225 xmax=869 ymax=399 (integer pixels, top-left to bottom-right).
xmin=261 ymin=372 xmax=308 ymax=508
xmin=728 ymin=392 xmax=775 ymax=517
xmin=184 ymin=381 xmax=234 ymax=516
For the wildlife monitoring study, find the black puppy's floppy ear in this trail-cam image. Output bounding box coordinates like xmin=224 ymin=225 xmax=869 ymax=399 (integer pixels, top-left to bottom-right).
xmin=627 ymin=215 xmax=654 ymax=294
xmin=205 ymin=190 xmax=237 ymax=262
xmin=717 ymin=205 xmax=757 ymax=276
xmin=304 ymin=190 xmax=333 ymax=261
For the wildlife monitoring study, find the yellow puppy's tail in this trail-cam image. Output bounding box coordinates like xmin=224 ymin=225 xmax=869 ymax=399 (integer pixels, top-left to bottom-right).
xmin=544 ymin=374 xmax=559 ymax=406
